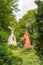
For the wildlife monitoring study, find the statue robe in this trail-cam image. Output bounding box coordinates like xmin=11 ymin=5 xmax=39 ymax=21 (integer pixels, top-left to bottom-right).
xmin=22 ymin=34 xmax=31 ymax=48
xmin=8 ymin=33 xmax=17 ymax=45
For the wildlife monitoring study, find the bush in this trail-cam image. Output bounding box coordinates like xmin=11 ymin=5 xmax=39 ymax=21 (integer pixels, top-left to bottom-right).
xmin=13 ymin=48 xmax=43 ymax=65
xmin=0 ymin=42 xmax=22 ymax=65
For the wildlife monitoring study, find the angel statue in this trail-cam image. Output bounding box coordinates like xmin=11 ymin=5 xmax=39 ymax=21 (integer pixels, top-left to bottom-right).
xmin=8 ymin=26 xmax=17 ymax=46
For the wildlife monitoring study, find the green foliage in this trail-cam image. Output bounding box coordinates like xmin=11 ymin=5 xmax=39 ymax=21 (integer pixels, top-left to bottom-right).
xmin=0 ymin=0 xmax=43 ymax=65
xmin=0 ymin=43 xmax=22 ymax=65
xmin=0 ymin=0 xmax=23 ymax=65
xmin=18 ymin=10 xmax=36 ymax=45
xmin=0 ymin=27 xmax=10 ymax=43
xmin=14 ymin=25 xmax=24 ymax=41
xmin=0 ymin=0 xmax=19 ymax=43
xmin=13 ymin=48 xmax=43 ymax=65
xmin=35 ymin=0 xmax=43 ymax=48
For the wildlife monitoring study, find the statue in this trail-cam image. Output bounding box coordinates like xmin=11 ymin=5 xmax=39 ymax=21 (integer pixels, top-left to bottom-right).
xmin=22 ymin=32 xmax=33 ymax=48
xmin=8 ymin=26 xmax=17 ymax=46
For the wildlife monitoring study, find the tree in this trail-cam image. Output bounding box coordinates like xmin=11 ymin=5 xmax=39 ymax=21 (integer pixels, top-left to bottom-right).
xmin=0 ymin=0 xmax=19 ymax=43
xmin=19 ymin=10 xmax=36 ymax=45
xmin=35 ymin=0 xmax=43 ymax=48
xmin=0 ymin=0 xmax=23 ymax=65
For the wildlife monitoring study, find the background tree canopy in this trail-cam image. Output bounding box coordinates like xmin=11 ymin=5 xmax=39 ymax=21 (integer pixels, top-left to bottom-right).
xmin=35 ymin=0 xmax=43 ymax=47
xmin=15 ymin=0 xmax=43 ymax=50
